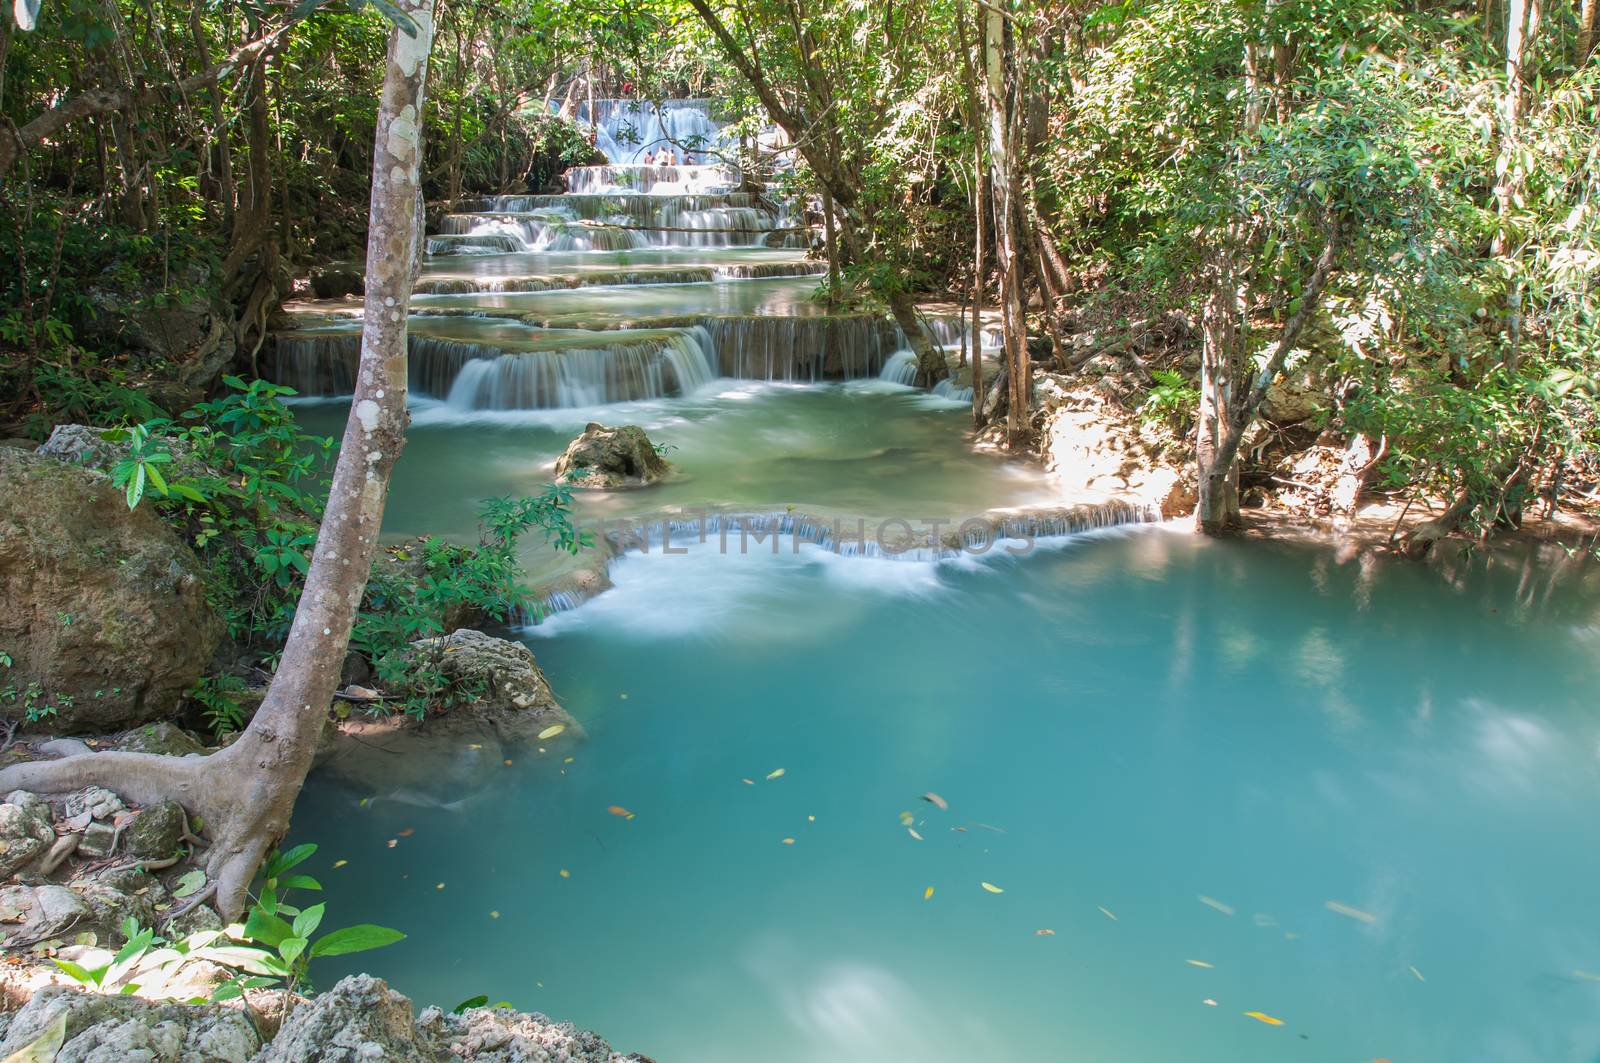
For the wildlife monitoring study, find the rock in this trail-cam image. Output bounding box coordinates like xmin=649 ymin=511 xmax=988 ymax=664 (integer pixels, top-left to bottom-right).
xmin=0 ymin=985 xmax=260 ymax=1062
xmin=418 ymin=1002 xmax=627 ymax=1063
xmin=77 ymin=821 xmax=117 ymax=859
xmin=0 ymin=793 xmax=57 ymax=879
xmin=38 ymin=738 xmax=93 ymax=759
xmin=0 ymin=447 xmax=224 ymax=732
xmin=1160 ymin=477 xmax=1198 ymax=520
xmin=37 ymin=424 xmax=213 ymax=488
xmin=1261 ymin=381 xmax=1327 ymax=426
xmin=123 ymin=802 xmax=185 ymax=860
xmin=64 ymin=787 xmax=124 ymax=823
xmin=309 ymin=264 xmax=365 ymax=300
xmin=74 ymin=867 xmax=168 ymax=939
xmin=554 ymin=423 xmax=671 ymax=489
xmin=115 ymin=722 xmax=207 ymax=758
xmin=256 ymin=974 xmax=440 ymax=1063
xmin=0 ymin=883 xmax=92 ymax=943
xmin=388 ymin=629 xmax=579 ymax=746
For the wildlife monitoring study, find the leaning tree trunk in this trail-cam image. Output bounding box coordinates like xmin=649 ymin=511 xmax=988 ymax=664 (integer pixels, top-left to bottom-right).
xmin=982 ymin=2 xmax=1029 ymax=449
xmin=0 ymin=0 xmax=435 ymax=921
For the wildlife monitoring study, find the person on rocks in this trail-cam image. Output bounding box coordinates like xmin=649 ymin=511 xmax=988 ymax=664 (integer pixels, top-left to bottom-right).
xmin=643 ymin=149 xmax=655 ymax=165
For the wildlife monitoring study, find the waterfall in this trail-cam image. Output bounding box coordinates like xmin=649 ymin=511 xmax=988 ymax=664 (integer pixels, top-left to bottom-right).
xmin=878 ymin=350 xmax=918 ymax=385
xmin=441 ymin=328 xmax=715 ymax=410
xmin=425 ymin=234 xmax=520 ymax=255
xmin=931 ymin=379 xmax=975 ymax=402
xmin=566 ymin=164 xmax=738 ymax=195
xmin=567 ymin=98 xmax=733 ymax=165
xmin=706 ymin=316 xmax=901 ymax=381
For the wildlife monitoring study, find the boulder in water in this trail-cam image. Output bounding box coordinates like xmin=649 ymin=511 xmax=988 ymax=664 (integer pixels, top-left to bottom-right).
xmin=390 ymin=628 xmax=580 ymax=746
xmin=554 ymin=422 xmax=671 ymax=489
xmin=0 ymin=447 xmax=223 ymax=732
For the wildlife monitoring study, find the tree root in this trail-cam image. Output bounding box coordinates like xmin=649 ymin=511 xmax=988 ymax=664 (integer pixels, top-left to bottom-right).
xmin=0 ymin=745 xmax=289 ymax=920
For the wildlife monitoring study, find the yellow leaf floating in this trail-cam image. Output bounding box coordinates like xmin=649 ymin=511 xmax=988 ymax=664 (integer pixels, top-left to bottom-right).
xmin=1573 ymin=970 xmax=1600 ymax=982
xmin=559 ymin=869 xmax=570 ymax=879
xmin=1035 ymin=928 xmax=1055 ymax=936
xmin=1186 ymin=960 xmax=1215 ymax=969
xmin=923 ymin=887 xmax=934 ymax=900
xmin=1243 ymin=1011 xmax=1284 ymax=1026
xmin=1198 ymin=895 xmax=1235 ymax=916
xmin=741 ymin=778 xmax=755 ymax=786
xmin=332 ymin=859 xmax=348 ymax=869
xmin=1202 ymin=998 xmax=1218 ymax=1007
xmin=1098 ymin=906 xmax=1118 ymax=922
xmin=537 ymin=723 xmax=566 ymax=741
xmin=921 ymin=792 xmax=949 ymax=811
xmin=1325 ymin=900 xmax=1377 ymax=924
xmin=898 ymin=811 xmax=915 ymax=826
xmin=782 ymin=837 xmax=796 ymax=845
xmin=1410 ymin=965 xmax=1426 ymax=982
xmin=766 ymin=768 xmax=786 ymax=780
xmin=807 ymin=815 xmax=816 ymax=822
xmin=907 ymin=828 xmax=923 ymax=841
xmin=980 ymin=882 xmax=1004 ymax=894
xmin=489 ymin=910 xmax=500 ymax=919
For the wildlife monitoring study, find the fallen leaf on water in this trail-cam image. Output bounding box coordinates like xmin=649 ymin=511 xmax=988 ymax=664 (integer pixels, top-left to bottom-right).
xmin=1243 ymin=1011 xmax=1284 ymax=1026
xmin=973 ymin=822 xmax=1007 ymax=834
xmin=537 ymin=724 xmax=566 ymax=741
xmin=907 ymin=828 xmax=923 ymax=841
xmin=436 ymin=883 xmax=445 ymax=890
xmin=741 ymin=778 xmax=755 ymax=785
xmin=386 ymin=839 xmax=397 ymax=848
xmin=1573 ymin=970 xmax=1600 ymax=982
xmin=619 ymin=693 xmax=629 ymax=699
xmin=921 ymin=792 xmax=948 ymax=811
xmin=489 ymin=911 xmax=500 ymax=919
xmin=559 ymin=869 xmax=570 ymax=878
xmin=1253 ymin=913 xmax=1278 ymax=928
xmin=1202 ymin=999 xmax=1218 ymax=1007
xmin=564 ymin=757 xmax=574 ymax=764
xmin=607 ymin=805 xmax=635 ymax=820
xmin=359 ymin=797 xmax=371 ymax=808
xmin=1199 ymin=895 xmax=1235 ymax=916
xmin=781 ymin=837 xmax=795 ymax=845
xmin=898 ymin=811 xmax=915 ymax=826
xmin=923 ymin=887 xmax=934 ymax=900
xmin=766 ymin=768 xmax=786 ymax=780
xmin=503 ymin=759 xmax=514 ymax=766
xmin=397 ymin=827 xmax=415 ymax=837
xmin=468 ymin=743 xmax=483 ymax=750
xmin=333 ymin=860 xmax=348 ymax=869
xmin=807 ymin=815 xmax=816 ymax=822
xmin=1325 ymin=900 xmax=1377 ymax=924
xmin=1410 ymin=965 xmax=1425 ymax=982
xmin=1098 ymin=906 xmax=1118 ymax=922
xmin=980 ymin=882 xmax=1004 ymax=894
xmin=1186 ymin=960 xmax=1215 ymax=969
xmin=1035 ymin=928 xmax=1055 ymax=936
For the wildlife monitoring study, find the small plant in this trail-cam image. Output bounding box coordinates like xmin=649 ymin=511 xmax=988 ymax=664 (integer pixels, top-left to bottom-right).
xmin=102 ymin=424 xmax=206 ymax=510
xmin=1140 ymin=369 xmax=1200 ymax=431
xmin=190 ymin=674 xmax=248 ymax=736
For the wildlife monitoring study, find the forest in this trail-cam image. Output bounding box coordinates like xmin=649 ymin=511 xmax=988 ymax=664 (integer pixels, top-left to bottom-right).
xmin=0 ymin=0 xmax=1597 ymax=1059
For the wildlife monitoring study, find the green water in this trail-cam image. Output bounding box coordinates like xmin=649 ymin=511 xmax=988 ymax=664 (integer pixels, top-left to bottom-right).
xmin=288 ymin=388 xmax=1600 ymax=1061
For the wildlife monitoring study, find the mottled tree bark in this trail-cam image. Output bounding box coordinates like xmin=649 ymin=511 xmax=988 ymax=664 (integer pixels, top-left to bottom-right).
xmin=0 ymin=0 xmax=435 ymax=920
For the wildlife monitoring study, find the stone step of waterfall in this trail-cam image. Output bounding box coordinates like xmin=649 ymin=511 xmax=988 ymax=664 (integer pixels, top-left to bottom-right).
xmin=563 ymin=164 xmax=741 ymax=195
xmin=264 ymin=312 xmax=913 ymax=406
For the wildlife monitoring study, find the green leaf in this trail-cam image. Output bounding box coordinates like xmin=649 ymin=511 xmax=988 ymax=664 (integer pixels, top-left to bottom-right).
xmin=243 ymin=907 xmax=294 ymax=949
xmin=265 ymin=843 xmax=317 ymax=880
xmin=451 ymin=995 xmax=488 ymax=1014
xmin=292 ymin=903 xmax=326 ymax=940
xmin=278 ymin=936 xmax=309 ymax=967
xmin=51 ymin=958 xmax=97 ymax=985
xmin=309 ymin=924 xmax=406 ymax=958
xmin=173 ymin=870 xmax=206 ymax=898
xmin=277 ymin=875 xmax=323 ymax=892
xmin=145 ymin=462 xmax=169 ymax=496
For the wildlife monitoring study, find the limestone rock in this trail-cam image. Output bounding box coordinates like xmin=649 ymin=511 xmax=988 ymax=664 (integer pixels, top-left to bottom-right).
xmin=115 ymin=722 xmax=207 ymax=758
xmin=0 ymin=793 xmax=57 ymax=879
xmin=0 ymin=447 xmax=223 ymax=732
xmin=74 ymin=868 xmax=168 ymax=939
xmin=64 ymin=787 xmax=124 ymax=823
xmin=419 ymin=1002 xmax=628 ymax=1063
xmin=0 ymin=985 xmax=260 ymax=1062
xmin=554 ymin=423 xmax=671 ymax=489
xmin=256 ymin=974 xmax=440 ymax=1063
xmin=123 ymin=802 xmax=186 ymax=860
xmin=0 ymin=883 xmax=92 ymax=943
xmin=1261 ymin=381 xmax=1327 ymax=426
xmin=393 ymin=629 xmax=579 ymax=746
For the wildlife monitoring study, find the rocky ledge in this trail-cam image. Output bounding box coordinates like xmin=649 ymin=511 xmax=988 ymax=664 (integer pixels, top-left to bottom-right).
xmin=0 ymin=973 xmax=650 ymax=1062
xmin=554 ymin=423 xmax=671 ymax=489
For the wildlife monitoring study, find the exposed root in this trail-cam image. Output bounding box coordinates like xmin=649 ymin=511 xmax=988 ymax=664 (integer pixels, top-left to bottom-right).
xmin=159 ymin=881 xmax=219 ymax=931
xmin=34 ymin=832 xmax=79 ymax=876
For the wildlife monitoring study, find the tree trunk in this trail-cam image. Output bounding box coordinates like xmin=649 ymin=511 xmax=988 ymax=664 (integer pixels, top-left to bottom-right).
xmin=982 ymin=3 xmax=1029 ymax=449
xmin=1581 ymin=0 xmax=1598 ymax=63
xmin=1196 ymin=239 xmax=1243 ymax=534
xmin=0 ymin=0 xmax=435 ymax=921
xmin=888 ymin=289 xmax=948 ymax=386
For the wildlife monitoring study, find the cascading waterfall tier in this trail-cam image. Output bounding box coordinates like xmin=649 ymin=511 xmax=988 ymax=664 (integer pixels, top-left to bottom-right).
xmin=566 ymin=98 xmax=734 ymax=166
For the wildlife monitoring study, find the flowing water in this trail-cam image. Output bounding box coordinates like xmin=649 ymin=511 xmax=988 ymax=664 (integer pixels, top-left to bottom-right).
xmin=283 ymin=104 xmax=1600 ymax=1061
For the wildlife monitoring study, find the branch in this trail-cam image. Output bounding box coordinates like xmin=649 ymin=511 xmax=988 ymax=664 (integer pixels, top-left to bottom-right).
xmin=0 ymin=19 xmax=299 ymax=181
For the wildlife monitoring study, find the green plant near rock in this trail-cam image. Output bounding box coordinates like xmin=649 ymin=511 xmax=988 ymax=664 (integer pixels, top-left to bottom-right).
xmin=357 ymin=488 xmax=591 ymax=719
xmin=1140 ymin=369 xmax=1200 ymax=432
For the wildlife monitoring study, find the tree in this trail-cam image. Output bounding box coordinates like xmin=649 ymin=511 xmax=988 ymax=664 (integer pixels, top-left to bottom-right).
xmin=0 ymin=0 xmax=435 ymax=920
